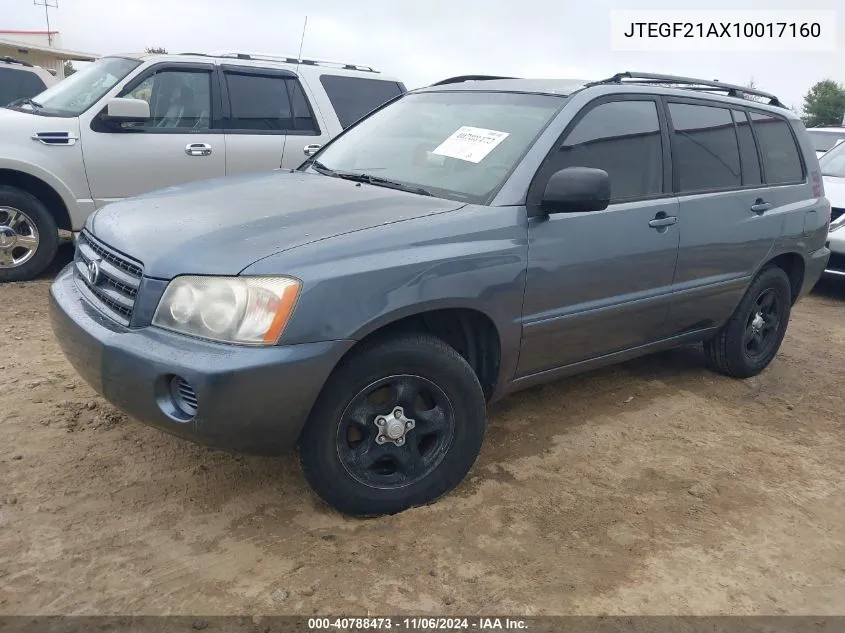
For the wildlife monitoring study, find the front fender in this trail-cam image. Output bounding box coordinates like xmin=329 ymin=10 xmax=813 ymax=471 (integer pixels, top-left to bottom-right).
xmin=0 ymin=155 xmax=87 ymax=229
xmin=242 ymin=205 xmax=530 ymax=395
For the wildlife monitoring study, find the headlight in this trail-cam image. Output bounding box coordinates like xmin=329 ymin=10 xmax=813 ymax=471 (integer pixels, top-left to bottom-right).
xmin=152 ymin=276 xmax=301 ymax=345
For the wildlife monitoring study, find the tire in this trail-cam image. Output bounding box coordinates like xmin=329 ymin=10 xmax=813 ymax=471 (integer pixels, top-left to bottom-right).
xmin=703 ymin=266 xmax=792 ymax=378
xmin=0 ymin=186 xmax=58 ymax=283
xmin=299 ymin=333 xmax=486 ymax=516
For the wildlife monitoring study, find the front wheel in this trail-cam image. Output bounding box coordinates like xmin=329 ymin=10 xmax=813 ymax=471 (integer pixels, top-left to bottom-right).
xmin=299 ymin=334 xmax=487 ymax=516
xmin=703 ymin=266 xmax=792 ymax=378
xmin=0 ymin=186 xmax=58 ymax=283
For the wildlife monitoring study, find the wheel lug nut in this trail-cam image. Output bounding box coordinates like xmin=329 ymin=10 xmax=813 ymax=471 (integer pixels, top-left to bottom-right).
xmin=376 ymin=417 xmax=386 ymax=426
xmin=394 ymin=409 xmax=402 ymax=419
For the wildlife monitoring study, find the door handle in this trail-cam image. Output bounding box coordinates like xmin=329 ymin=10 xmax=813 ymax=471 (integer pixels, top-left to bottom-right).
xmin=303 ymin=144 xmax=322 ymax=157
xmin=185 ymin=143 xmax=212 ymax=157
xmin=750 ymin=199 xmax=772 ymax=214
xmin=648 ymin=215 xmax=678 ymax=228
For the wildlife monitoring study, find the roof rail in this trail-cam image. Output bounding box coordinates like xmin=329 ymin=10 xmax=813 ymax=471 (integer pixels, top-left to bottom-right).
xmin=0 ymin=56 xmax=34 ymax=68
xmin=177 ymin=51 xmax=378 ymax=73
xmin=587 ymin=71 xmax=785 ymax=108
xmin=430 ymin=75 xmax=517 ymax=86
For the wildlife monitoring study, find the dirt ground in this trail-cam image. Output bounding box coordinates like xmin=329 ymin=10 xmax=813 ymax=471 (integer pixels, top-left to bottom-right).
xmin=1 ymin=251 xmax=844 ymax=616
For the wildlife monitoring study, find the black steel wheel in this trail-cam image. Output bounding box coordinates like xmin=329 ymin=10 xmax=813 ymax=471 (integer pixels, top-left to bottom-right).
xmin=299 ymin=334 xmax=486 ymax=516
xmin=704 ymin=266 xmax=792 ymax=378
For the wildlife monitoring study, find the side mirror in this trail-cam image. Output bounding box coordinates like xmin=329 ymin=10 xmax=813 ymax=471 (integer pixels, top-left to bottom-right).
xmin=103 ymin=97 xmax=150 ymax=123
xmin=541 ymin=166 xmax=611 ymax=214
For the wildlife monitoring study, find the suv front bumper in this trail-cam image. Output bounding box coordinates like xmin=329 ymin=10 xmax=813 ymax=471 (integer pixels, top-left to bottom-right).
xmin=49 ymin=265 xmax=354 ymax=455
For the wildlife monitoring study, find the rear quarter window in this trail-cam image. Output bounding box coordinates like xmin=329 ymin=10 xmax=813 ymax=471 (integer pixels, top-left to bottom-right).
xmin=749 ymin=112 xmax=804 ymax=184
xmin=0 ymin=67 xmax=47 ymax=106
xmin=319 ymin=74 xmax=405 ymax=128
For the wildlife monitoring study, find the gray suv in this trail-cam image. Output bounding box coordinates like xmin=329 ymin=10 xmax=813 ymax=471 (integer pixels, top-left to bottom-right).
xmin=50 ymin=72 xmax=832 ymax=516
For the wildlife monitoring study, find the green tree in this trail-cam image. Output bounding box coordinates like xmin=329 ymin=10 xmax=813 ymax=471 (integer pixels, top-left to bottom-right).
xmin=802 ymin=79 xmax=845 ymax=127
xmin=62 ymin=60 xmax=76 ymax=77
xmin=145 ymin=46 xmax=168 ymax=54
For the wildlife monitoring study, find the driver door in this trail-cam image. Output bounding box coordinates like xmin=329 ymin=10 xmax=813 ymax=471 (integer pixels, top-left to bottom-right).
xmin=80 ymin=63 xmax=225 ymax=206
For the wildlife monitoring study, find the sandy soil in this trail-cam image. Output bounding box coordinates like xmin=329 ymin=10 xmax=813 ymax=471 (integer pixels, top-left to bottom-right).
xmin=1 ymin=252 xmax=844 ymax=616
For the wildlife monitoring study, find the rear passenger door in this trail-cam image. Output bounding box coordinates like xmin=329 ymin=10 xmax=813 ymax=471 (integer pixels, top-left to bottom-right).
xmin=665 ymin=100 xmax=805 ymax=336
xmin=518 ymin=97 xmax=680 ymax=376
xmin=218 ymin=65 xmax=328 ymax=175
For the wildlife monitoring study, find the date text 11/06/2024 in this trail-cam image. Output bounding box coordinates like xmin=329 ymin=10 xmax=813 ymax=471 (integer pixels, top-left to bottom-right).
xmin=307 ymin=617 xmax=529 ymax=630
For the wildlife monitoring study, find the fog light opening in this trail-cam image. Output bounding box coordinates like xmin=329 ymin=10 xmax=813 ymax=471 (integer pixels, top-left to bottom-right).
xmin=169 ymin=375 xmax=199 ymax=418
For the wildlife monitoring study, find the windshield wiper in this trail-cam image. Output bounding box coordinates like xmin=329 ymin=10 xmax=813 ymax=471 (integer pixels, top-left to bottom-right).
xmin=336 ymin=172 xmax=433 ymax=197
xmin=310 ymin=161 xmax=433 ymax=197
xmin=309 ymin=160 xmax=338 ymax=177
xmin=7 ymin=97 xmax=43 ymax=109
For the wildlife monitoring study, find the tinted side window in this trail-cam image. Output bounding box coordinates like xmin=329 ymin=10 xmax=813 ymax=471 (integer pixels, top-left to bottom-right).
xmin=225 ymin=72 xmax=289 ymax=131
xmin=549 ymin=100 xmax=663 ymax=202
xmin=732 ymin=110 xmax=762 ymax=186
xmin=0 ymin=67 xmax=47 ymax=106
xmin=288 ymin=80 xmax=318 ymax=132
xmin=224 ymin=72 xmax=317 ymax=132
xmin=750 ymin=112 xmax=804 ymax=184
xmin=124 ymin=69 xmax=212 ymax=130
xmin=319 ymin=75 xmax=404 ymax=128
xmin=669 ymin=103 xmax=740 ymax=191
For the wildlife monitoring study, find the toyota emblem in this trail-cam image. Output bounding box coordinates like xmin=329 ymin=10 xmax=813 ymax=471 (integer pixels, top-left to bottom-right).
xmin=87 ymin=258 xmax=101 ymax=285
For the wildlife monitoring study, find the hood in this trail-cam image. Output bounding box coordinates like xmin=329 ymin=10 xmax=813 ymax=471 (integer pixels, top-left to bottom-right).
xmin=823 ymin=175 xmax=845 ymax=209
xmin=89 ymin=170 xmax=465 ymax=279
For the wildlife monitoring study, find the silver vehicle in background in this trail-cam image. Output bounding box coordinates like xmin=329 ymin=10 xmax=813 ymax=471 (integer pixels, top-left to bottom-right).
xmin=819 ymin=140 xmax=845 ymax=278
xmin=807 ymin=126 xmax=845 ymax=158
xmin=0 ymin=51 xmax=405 ymax=281
xmin=0 ymin=56 xmax=56 ymax=106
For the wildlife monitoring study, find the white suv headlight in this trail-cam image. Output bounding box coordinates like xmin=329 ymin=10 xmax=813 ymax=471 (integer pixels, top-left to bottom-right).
xmin=153 ymin=276 xmax=301 ymax=345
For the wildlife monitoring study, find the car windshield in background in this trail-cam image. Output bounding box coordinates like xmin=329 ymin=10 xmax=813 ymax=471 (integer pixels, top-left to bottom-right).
xmin=6 ymin=56 xmax=140 ymax=117
xmin=307 ymin=91 xmax=565 ymax=203
xmin=807 ymin=130 xmax=845 ymax=153
xmin=819 ymin=140 xmax=845 ymax=178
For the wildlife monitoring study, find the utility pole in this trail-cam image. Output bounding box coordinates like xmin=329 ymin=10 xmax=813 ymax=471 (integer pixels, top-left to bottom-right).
xmin=33 ymin=0 xmax=58 ymax=46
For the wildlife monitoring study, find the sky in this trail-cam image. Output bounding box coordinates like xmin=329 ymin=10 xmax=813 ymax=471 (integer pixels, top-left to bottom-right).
xmin=2 ymin=0 xmax=844 ymax=112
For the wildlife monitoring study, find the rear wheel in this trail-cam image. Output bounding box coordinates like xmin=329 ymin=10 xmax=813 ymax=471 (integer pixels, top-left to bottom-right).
xmin=0 ymin=186 xmax=58 ymax=282
xmin=299 ymin=334 xmax=486 ymax=516
xmin=703 ymin=266 xmax=792 ymax=378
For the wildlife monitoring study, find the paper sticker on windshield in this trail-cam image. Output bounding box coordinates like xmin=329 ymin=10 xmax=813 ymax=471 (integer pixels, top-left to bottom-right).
xmin=431 ymin=126 xmax=510 ymax=163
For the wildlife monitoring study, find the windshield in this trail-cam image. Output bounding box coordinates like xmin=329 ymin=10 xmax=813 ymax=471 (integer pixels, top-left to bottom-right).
xmin=8 ymin=57 xmax=140 ymax=117
xmin=807 ymin=130 xmax=845 ymax=153
xmin=306 ymin=90 xmax=565 ymax=203
xmin=820 ymin=140 xmax=845 ymax=178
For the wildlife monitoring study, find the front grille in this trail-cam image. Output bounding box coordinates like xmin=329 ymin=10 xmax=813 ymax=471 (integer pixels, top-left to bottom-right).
xmin=832 ymin=208 xmax=845 ymax=224
xmin=827 ymin=252 xmax=845 ymax=272
xmin=74 ymin=231 xmax=143 ymax=326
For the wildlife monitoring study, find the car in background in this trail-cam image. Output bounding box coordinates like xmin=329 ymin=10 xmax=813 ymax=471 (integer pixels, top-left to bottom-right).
xmin=806 ymin=126 xmax=845 ymax=158
xmin=0 ymin=56 xmax=56 ymax=106
xmin=0 ymin=51 xmax=405 ymax=281
xmin=819 ymin=140 xmax=845 ymax=278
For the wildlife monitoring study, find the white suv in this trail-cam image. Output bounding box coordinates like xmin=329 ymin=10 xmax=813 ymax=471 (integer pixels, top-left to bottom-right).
xmin=0 ymin=56 xmax=56 ymax=107
xmin=0 ymin=51 xmax=405 ymax=281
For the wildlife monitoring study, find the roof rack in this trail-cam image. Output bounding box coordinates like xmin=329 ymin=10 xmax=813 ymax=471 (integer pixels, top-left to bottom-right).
xmin=430 ymin=75 xmax=517 ymax=86
xmin=177 ymin=51 xmax=378 ymax=73
xmin=587 ymin=71 xmax=785 ymax=108
xmin=0 ymin=56 xmax=34 ymax=68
